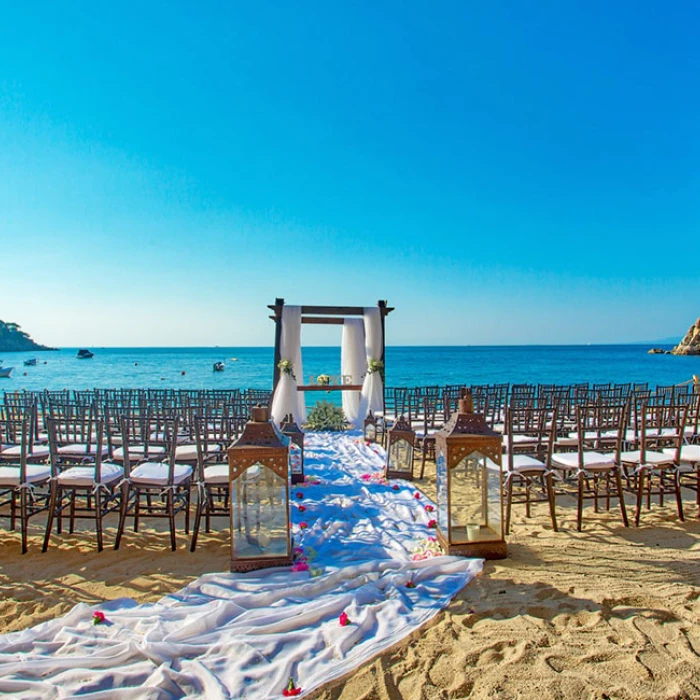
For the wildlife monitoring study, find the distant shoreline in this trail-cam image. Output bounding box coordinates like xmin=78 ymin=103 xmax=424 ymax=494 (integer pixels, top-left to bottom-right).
xmin=0 ymin=343 xmax=680 ymax=351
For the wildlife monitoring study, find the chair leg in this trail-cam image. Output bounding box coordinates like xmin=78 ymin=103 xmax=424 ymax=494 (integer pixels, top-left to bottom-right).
xmin=615 ymin=468 xmax=629 ymax=528
xmin=184 ymin=485 xmax=191 ymax=535
xmin=524 ymin=476 xmax=531 ymax=518
xmin=114 ymin=483 xmax=129 ymax=550
xmin=634 ymin=469 xmax=645 ymax=527
xmin=20 ymin=487 xmax=29 ymax=555
xmin=504 ymin=473 xmax=514 ymax=535
xmin=134 ymin=489 xmax=140 ymax=532
xmin=576 ymin=472 xmax=585 ymax=532
xmin=69 ymin=491 xmax=76 ymax=534
xmin=546 ymin=472 xmax=558 ymax=532
xmin=673 ymin=470 xmax=684 ymax=522
xmin=42 ymin=482 xmax=60 ymax=553
xmin=95 ymin=489 xmax=104 ymax=552
xmin=168 ymin=490 xmax=176 ymax=551
xmin=190 ymin=485 xmax=205 ymax=552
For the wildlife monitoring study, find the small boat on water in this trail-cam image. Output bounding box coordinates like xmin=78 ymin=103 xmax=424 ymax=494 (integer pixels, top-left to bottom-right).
xmin=0 ymin=367 xmax=13 ymax=378
xmin=24 ymin=358 xmax=37 ymax=366
xmin=213 ymin=361 xmax=225 ymax=372
xmin=77 ymin=349 xmax=94 ymax=359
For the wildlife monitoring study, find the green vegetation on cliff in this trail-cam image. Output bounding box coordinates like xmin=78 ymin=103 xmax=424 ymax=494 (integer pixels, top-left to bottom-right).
xmin=0 ymin=321 xmax=54 ymax=352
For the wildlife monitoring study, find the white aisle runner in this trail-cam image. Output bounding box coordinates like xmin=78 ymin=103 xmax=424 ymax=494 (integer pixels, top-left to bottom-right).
xmin=0 ymin=433 xmax=482 ymax=699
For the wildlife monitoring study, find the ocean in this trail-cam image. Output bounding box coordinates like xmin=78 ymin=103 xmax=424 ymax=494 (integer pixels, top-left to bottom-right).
xmin=1 ymin=346 xmax=698 ymax=397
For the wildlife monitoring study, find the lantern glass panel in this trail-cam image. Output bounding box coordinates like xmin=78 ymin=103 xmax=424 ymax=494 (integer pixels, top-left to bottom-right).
xmin=388 ymin=437 xmax=413 ymax=473
xmin=365 ymin=422 xmax=376 ymax=443
xmin=289 ymin=442 xmax=303 ymax=478
xmin=231 ymin=462 xmax=289 ymax=560
xmin=436 ymin=447 xmax=448 ymax=532
xmin=448 ymin=452 xmax=502 ymax=543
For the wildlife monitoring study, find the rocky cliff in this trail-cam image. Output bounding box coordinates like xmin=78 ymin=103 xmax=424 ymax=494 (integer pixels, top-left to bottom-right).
xmin=0 ymin=320 xmax=55 ymax=352
xmin=672 ymin=318 xmax=700 ymax=355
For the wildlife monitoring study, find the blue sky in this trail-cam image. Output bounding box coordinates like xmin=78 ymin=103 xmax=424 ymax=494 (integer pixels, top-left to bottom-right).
xmin=1 ymin=1 xmax=698 ymax=347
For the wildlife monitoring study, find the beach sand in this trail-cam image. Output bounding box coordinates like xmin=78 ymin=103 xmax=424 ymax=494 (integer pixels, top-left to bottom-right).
xmin=1 ymin=484 xmax=699 ymax=699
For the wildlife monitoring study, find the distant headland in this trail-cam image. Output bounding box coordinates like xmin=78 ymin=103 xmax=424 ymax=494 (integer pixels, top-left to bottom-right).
xmin=0 ymin=320 xmax=56 ymax=352
xmin=671 ymin=317 xmax=700 ymax=356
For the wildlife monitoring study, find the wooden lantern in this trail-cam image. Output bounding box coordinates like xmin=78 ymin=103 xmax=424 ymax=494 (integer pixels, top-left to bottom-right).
xmin=363 ymin=411 xmax=377 ymax=443
xmin=434 ymin=392 xmax=506 ymax=559
xmin=385 ymin=415 xmax=415 ymax=480
xmin=228 ymin=405 xmax=293 ymax=572
xmin=281 ymin=414 xmax=305 ymax=485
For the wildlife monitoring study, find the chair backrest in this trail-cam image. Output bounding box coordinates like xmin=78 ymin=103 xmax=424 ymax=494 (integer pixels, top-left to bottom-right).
xmin=47 ymin=416 xmax=106 ymax=482
xmin=575 ymin=402 xmax=627 ymax=463
xmin=634 ymin=399 xmax=686 ymax=461
xmin=0 ymin=414 xmax=30 ymax=482
xmin=505 ymin=405 xmax=557 ymax=469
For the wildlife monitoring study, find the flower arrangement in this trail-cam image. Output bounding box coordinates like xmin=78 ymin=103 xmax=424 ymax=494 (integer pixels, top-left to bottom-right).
xmin=304 ymin=401 xmax=348 ymax=431
xmin=367 ymin=359 xmax=384 ymax=378
xmin=277 ymin=359 xmax=295 ymax=379
xmin=316 ymin=374 xmax=331 ymax=386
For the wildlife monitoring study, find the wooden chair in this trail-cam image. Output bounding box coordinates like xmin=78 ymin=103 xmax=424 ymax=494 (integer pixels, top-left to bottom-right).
xmin=551 ymin=403 xmax=629 ymax=531
xmin=189 ymin=412 xmax=241 ymax=551
xmin=43 ymin=417 xmax=124 ymax=551
xmin=0 ymin=412 xmax=51 ymax=553
xmin=114 ymin=413 xmax=193 ymax=551
xmin=503 ymin=405 xmax=558 ymax=534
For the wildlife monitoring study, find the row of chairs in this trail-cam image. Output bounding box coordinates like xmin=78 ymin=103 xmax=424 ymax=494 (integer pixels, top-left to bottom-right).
xmin=503 ymin=398 xmax=700 ymax=532
xmin=0 ymin=390 xmax=273 ymax=553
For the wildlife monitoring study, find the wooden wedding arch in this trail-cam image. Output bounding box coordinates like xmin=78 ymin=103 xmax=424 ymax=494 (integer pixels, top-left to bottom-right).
xmin=268 ymin=298 xmax=394 ymax=392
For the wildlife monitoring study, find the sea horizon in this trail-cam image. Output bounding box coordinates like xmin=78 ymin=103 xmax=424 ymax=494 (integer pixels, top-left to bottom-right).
xmin=2 ymin=344 xmax=697 ymax=396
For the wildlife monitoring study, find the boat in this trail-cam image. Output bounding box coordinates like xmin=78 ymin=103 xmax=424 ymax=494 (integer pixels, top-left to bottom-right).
xmin=24 ymin=358 xmax=37 ymax=366
xmin=0 ymin=367 xmax=13 ymax=378
xmin=213 ymin=361 xmax=225 ymax=372
xmin=77 ymin=349 xmax=94 ymax=359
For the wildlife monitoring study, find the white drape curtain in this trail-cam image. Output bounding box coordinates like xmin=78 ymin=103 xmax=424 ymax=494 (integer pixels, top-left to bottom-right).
xmin=341 ymin=319 xmax=365 ymax=427
xmin=358 ymin=307 xmax=384 ymax=422
xmin=270 ymin=306 xmax=306 ymax=425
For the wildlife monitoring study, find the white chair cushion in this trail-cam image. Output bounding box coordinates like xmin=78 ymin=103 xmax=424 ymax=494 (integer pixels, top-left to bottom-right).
xmin=415 ymin=429 xmax=439 ymax=439
xmin=620 ymin=450 xmax=675 ymax=466
xmin=130 ymin=462 xmax=192 ymax=486
xmin=552 ymin=451 xmax=614 ymax=471
xmin=0 ymin=464 xmax=51 ymax=486
xmin=149 ymin=432 xmax=189 ymax=445
xmin=1 ymin=445 xmax=50 ymax=459
xmin=57 ymin=462 xmax=124 ymax=487
xmin=203 ymin=463 xmax=229 ymax=485
xmin=112 ymin=445 xmax=166 ymax=460
xmin=175 ymin=443 xmax=222 ymax=461
xmin=510 ymin=454 xmax=547 ymax=472
xmin=663 ymin=445 xmax=700 ymax=464
xmin=57 ymin=444 xmax=110 ymax=457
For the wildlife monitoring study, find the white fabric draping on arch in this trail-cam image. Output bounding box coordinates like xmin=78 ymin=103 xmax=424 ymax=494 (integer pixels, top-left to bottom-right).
xmin=358 ymin=307 xmax=384 ymax=422
xmin=271 ymin=305 xmax=306 ymax=425
xmin=341 ymin=319 xmax=365 ymax=427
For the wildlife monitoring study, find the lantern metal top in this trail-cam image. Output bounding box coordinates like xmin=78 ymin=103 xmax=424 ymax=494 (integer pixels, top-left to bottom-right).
xmin=389 ymin=415 xmax=413 ymax=434
xmin=280 ymin=414 xmax=304 ymax=438
xmin=228 ymin=405 xmax=290 ymax=479
xmin=232 ymin=405 xmax=288 ymax=450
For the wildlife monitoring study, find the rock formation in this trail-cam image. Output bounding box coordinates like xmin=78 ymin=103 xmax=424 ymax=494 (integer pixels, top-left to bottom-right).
xmin=0 ymin=320 xmax=55 ymax=352
xmin=672 ymin=318 xmax=700 ymax=355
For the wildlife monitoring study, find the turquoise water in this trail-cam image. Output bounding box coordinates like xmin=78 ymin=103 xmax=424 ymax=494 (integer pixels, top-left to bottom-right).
xmin=1 ymin=345 xmax=698 ymax=394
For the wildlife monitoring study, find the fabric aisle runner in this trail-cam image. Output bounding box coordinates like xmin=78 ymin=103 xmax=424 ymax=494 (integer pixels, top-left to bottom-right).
xmin=0 ymin=433 xmax=482 ymax=699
